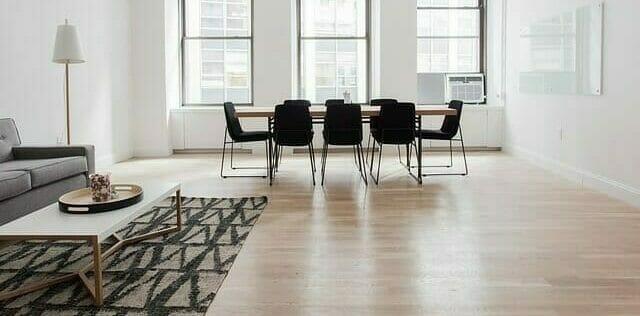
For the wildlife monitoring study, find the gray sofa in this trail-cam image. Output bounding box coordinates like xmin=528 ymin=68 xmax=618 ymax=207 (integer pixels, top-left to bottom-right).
xmin=0 ymin=118 xmax=95 ymax=225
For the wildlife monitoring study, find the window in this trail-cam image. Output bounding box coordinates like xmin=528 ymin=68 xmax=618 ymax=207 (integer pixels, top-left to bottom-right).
xmin=298 ymin=0 xmax=369 ymax=104
xmin=417 ymin=0 xmax=484 ymax=73
xmin=182 ymin=0 xmax=252 ymax=106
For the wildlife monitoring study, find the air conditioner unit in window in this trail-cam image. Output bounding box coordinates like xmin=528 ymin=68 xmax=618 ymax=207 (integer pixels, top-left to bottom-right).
xmin=445 ymin=74 xmax=486 ymax=104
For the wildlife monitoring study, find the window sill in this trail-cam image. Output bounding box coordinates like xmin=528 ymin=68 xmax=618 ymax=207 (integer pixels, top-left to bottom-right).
xmin=171 ymin=105 xmax=254 ymax=113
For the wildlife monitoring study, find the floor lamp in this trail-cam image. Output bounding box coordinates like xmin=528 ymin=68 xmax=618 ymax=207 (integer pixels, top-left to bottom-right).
xmin=52 ymin=19 xmax=86 ymax=145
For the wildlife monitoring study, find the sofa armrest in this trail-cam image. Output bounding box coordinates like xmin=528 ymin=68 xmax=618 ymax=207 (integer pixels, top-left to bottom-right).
xmin=12 ymin=145 xmax=96 ymax=174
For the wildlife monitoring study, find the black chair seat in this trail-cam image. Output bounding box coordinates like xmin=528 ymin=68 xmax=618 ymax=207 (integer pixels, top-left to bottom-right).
xmin=275 ymin=131 xmax=314 ymax=146
xmin=323 ymin=129 xmax=362 ymax=146
xmin=235 ymin=131 xmax=270 ymax=143
xmin=416 ymin=129 xmax=454 ymax=140
xmin=371 ymin=128 xmax=415 ymax=145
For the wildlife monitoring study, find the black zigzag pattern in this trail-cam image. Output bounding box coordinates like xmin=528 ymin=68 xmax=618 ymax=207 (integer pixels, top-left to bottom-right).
xmin=0 ymin=196 xmax=267 ymax=316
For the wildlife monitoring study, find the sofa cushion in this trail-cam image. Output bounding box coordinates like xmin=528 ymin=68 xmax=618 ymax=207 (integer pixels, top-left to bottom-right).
xmin=0 ymin=171 xmax=31 ymax=201
xmin=0 ymin=118 xmax=21 ymax=163
xmin=0 ymin=157 xmax=88 ymax=188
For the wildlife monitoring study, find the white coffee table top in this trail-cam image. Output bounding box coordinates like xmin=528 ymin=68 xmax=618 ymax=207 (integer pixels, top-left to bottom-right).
xmin=0 ymin=182 xmax=180 ymax=241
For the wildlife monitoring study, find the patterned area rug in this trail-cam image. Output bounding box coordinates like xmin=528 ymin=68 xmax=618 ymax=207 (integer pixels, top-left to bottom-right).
xmin=0 ymin=196 xmax=267 ymax=315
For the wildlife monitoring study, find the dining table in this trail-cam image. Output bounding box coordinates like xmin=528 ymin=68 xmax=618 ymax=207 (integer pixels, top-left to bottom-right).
xmin=235 ymin=105 xmax=458 ymax=185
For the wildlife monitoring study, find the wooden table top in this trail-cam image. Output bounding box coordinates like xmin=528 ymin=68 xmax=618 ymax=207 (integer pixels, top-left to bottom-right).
xmin=235 ymin=105 xmax=457 ymax=118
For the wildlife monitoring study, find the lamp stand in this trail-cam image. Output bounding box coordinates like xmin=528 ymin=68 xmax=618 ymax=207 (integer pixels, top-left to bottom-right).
xmin=65 ymin=63 xmax=71 ymax=145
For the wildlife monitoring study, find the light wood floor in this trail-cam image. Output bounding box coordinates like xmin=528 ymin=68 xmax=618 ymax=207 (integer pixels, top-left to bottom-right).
xmin=107 ymin=152 xmax=640 ymax=316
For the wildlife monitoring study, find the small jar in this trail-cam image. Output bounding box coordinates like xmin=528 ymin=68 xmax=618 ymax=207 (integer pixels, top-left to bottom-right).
xmin=90 ymin=173 xmax=111 ymax=202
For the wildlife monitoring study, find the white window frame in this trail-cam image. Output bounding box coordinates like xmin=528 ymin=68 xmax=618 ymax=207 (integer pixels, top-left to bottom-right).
xmin=181 ymin=0 xmax=254 ymax=106
xmin=297 ymin=0 xmax=371 ymax=105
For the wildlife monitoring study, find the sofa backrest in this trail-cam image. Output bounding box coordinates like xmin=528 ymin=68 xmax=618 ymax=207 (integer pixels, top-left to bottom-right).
xmin=0 ymin=118 xmax=21 ymax=163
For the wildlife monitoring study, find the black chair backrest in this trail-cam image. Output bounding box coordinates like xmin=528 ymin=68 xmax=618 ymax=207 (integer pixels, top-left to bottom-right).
xmin=324 ymin=105 xmax=363 ymax=144
xmin=325 ymin=99 xmax=345 ymax=107
xmin=369 ymin=99 xmax=397 ymax=129
xmin=274 ymin=103 xmax=313 ymax=145
xmin=378 ymin=102 xmax=416 ymax=144
xmin=440 ymin=100 xmax=464 ymax=137
xmin=284 ymin=99 xmax=311 ymax=107
xmin=370 ymin=99 xmax=398 ymax=107
xmin=223 ymin=102 xmax=243 ymax=141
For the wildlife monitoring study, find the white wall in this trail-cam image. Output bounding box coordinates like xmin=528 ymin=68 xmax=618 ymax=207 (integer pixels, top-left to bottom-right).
xmin=377 ymin=0 xmax=417 ymax=100
xmin=130 ymin=0 xmax=175 ymax=157
xmin=504 ymin=0 xmax=640 ymax=206
xmin=0 ymin=0 xmax=134 ymax=167
xmin=170 ymin=0 xmax=504 ymax=153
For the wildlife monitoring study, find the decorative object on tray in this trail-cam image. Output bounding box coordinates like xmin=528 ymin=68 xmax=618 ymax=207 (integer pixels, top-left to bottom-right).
xmin=343 ymin=90 xmax=352 ymax=104
xmin=59 ymin=184 xmax=144 ymax=214
xmin=89 ymin=173 xmax=113 ymax=202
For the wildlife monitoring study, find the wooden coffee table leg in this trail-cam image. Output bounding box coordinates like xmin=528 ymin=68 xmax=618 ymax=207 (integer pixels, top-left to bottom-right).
xmin=2 ymin=190 xmax=184 ymax=305
xmin=91 ymin=236 xmax=104 ymax=305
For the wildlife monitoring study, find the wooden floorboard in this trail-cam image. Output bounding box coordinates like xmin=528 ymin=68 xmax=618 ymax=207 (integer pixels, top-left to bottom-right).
xmin=107 ymin=152 xmax=640 ymax=316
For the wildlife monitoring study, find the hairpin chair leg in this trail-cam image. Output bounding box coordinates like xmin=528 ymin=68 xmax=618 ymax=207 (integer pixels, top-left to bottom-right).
xmin=369 ymin=139 xmax=376 ymax=175
xmin=357 ymin=143 xmax=368 ymax=185
xmin=371 ymin=142 xmax=383 ymax=185
xmin=230 ymin=141 xmax=235 ymax=169
xmin=449 ymin=140 xmax=454 ymax=168
xmin=354 ymin=145 xmax=362 ymax=175
xmin=308 ymin=143 xmax=316 ymax=185
xmin=420 ymin=126 xmax=469 ymax=177
xmin=460 ymin=126 xmax=469 ymax=176
xmin=365 ymin=133 xmax=372 ymax=163
xmin=321 ymin=142 xmax=328 ymax=186
xmin=220 ymin=129 xmax=228 ymax=178
xmin=220 ymin=130 xmax=268 ymax=179
xmin=310 ymin=142 xmax=317 ymax=173
xmin=407 ymin=140 xmax=422 ymax=184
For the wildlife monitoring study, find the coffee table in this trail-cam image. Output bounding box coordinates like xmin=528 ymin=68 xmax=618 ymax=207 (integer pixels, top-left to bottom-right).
xmin=0 ymin=182 xmax=182 ymax=305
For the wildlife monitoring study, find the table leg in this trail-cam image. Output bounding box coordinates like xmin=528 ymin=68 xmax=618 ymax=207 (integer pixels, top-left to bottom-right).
xmin=91 ymin=236 xmax=104 ymax=306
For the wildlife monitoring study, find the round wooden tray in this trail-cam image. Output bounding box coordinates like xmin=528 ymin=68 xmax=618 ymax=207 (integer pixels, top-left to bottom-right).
xmin=59 ymin=184 xmax=144 ymax=214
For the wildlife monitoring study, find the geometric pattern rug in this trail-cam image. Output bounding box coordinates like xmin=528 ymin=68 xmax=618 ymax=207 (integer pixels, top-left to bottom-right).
xmin=0 ymin=196 xmax=267 ymax=315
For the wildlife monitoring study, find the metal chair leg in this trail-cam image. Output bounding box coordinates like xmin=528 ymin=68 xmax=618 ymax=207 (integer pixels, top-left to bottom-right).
xmin=420 ymin=126 xmax=469 ymax=177
xmin=310 ymin=142 xmax=317 ymax=173
xmin=371 ymin=142 xmax=383 ymax=185
xmin=321 ymin=142 xmax=328 ymax=186
xmin=449 ymin=140 xmax=454 ymax=168
xmin=230 ymin=141 xmax=235 ymax=169
xmin=357 ymin=143 xmax=368 ymax=185
xmin=365 ymin=133 xmax=372 ymax=163
xmin=220 ymin=130 xmax=228 ymax=178
xmin=369 ymin=139 xmax=376 ymax=175
xmin=220 ymin=130 xmax=267 ymax=179
xmin=460 ymin=126 xmax=469 ymax=176
xmin=308 ymin=144 xmax=316 ymax=185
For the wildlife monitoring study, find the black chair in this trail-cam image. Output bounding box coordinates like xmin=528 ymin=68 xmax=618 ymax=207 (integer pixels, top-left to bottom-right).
xmin=221 ymin=102 xmax=271 ymax=178
xmin=415 ymin=100 xmax=468 ymax=176
xmin=366 ymin=99 xmax=398 ymax=162
xmin=369 ymin=102 xmax=421 ymax=185
xmin=284 ymin=99 xmax=311 ymax=107
xmin=325 ymin=99 xmax=345 ymax=107
xmin=272 ymin=104 xmax=317 ymax=185
xmin=320 ymin=104 xmax=367 ymax=185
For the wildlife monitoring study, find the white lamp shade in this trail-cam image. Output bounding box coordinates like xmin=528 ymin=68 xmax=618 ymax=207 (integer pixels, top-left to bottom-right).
xmin=52 ymin=23 xmax=86 ymax=64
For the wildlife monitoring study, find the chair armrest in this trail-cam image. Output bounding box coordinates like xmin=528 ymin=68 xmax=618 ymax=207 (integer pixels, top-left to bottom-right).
xmin=12 ymin=145 xmax=96 ymax=174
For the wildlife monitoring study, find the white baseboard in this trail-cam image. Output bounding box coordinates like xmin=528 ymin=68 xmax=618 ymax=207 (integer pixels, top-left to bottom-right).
xmin=133 ymin=147 xmax=173 ymax=158
xmin=505 ymin=143 xmax=640 ymax=208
